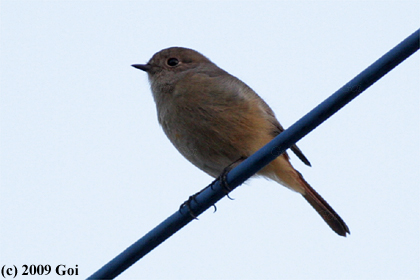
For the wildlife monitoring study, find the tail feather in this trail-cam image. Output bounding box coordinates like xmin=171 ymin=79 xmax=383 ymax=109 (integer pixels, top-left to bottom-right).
xmin=299 ymin=176 xmax=350 ymax=236
xmin=262 ymin=155 xmax=350 ymax=236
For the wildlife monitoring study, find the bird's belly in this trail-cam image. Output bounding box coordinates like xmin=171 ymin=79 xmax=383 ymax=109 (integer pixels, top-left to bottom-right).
xmin=160 ymin=120 xmax=244 ymax=178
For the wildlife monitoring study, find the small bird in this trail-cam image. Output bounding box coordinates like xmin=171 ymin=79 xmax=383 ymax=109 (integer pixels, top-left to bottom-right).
xmin=132 ymin=47 xmax=350 ymax=236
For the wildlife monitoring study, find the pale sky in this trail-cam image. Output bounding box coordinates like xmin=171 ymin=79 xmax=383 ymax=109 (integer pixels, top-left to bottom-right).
xmin=1 ymin=1 xmax=419 ymax=280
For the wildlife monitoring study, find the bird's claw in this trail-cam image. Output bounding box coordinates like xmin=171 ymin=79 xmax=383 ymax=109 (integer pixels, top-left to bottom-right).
xmin=180 ymin=195 xmax=200 ymax=219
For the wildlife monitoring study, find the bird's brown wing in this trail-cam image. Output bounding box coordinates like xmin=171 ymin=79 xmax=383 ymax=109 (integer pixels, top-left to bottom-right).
xmin=273 ymin=123 xmax=311 ymax=167
xmin=258 ymin=98 xmax=312 ymax=167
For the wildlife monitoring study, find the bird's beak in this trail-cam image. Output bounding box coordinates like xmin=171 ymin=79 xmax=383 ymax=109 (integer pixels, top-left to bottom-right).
xmin=132 ymin=64 xmax=151 ymax=72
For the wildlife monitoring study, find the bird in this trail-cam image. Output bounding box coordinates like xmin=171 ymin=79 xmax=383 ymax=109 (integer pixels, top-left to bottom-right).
xmin=132 ymin=47 xmax=350 ymax=236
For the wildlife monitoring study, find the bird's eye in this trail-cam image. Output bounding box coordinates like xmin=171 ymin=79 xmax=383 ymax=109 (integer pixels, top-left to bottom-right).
xmin=167 ymin=58 xmax=179 ymax=67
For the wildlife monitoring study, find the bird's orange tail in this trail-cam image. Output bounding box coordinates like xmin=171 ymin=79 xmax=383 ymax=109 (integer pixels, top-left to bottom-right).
xmin=261 ymin=155 xmax=350 ymax=236
xmin=299 ymin=175 xmax=350 ymax=236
